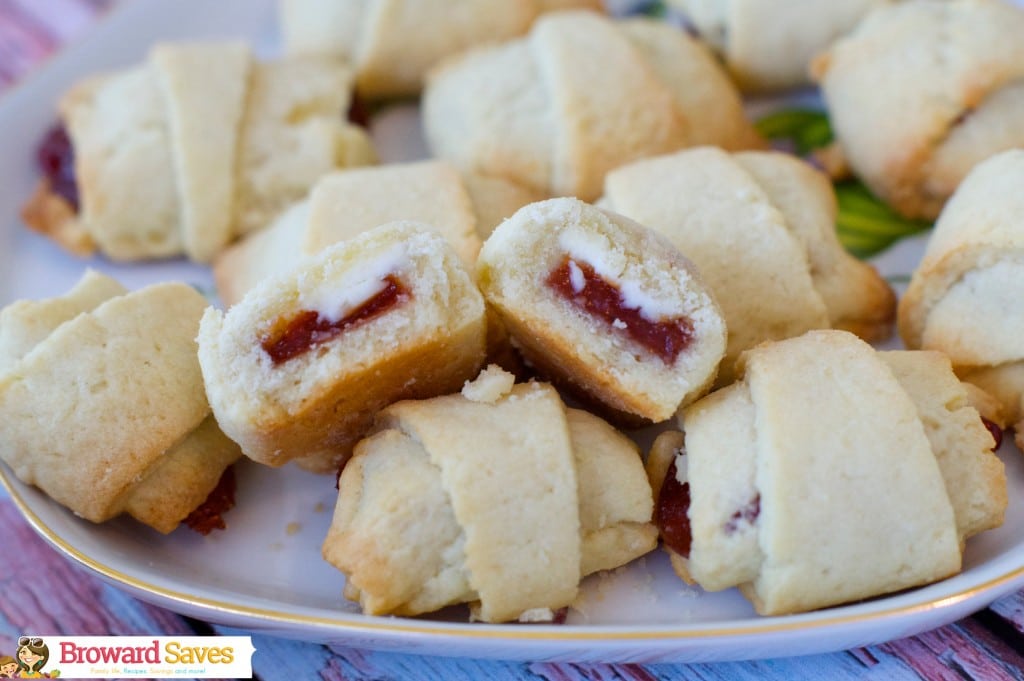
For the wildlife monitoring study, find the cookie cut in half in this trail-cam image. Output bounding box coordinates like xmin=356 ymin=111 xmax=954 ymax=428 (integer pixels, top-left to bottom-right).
xmin=476 ymin=197 xmax=727 ymax=423
xmin=198 ymin=221 xmax=487 ymax=473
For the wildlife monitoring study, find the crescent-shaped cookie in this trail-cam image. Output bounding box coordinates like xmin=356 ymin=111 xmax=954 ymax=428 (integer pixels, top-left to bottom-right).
xmin=0 ymin=273 xmax=241 ymax=533
xmin=899 ymin=149 xmax=1024 ymax=447
xmin=647 ymin=330 xmax=1005 ymax=615
xmin=323 ymin=367 xmax=657 ymax=622
xmin=23 ymin=42 xmax=376 ymax=262
xmin=423 ymin=11 xmax=760 ymax=202
xmin=812 ymin=0 xmax=1024 ymax=219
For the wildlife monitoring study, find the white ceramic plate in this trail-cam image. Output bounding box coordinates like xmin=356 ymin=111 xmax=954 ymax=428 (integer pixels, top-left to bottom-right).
xmin=2 ymin=0 xmax=1024 ymax=665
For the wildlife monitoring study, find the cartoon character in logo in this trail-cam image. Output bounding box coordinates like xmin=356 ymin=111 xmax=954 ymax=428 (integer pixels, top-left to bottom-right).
xmin=0 ymin=654 xmax=19 ymax=678
xmin=15 ymin=638 xmax=59 ymax=678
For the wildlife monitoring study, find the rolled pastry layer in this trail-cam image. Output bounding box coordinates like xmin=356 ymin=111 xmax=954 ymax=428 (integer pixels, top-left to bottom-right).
xmin=476 ymin=197 xmax=727 ymax=423
xmin=323 ymin=366 xmax=657 ymax=622
xmin=423 ymin=11 xmax=761 ymax=202
xmin=670 ymin=0 xmax=879 ymax=92
xmin=198 ymin=222 xmax=487 ymax=472
xmin=0 ymin=269 xmax=126 ymax=373
xmin=602 ymin=147 xmax=895 ymax=382
xmin=899 ymin=149 xmax=1024 ymax=444
xmin=214 ymin=160 xmax=539 ymax=307
xmin=813 ymin=0 xmax=1024 ymax=220
xmin=647 ymin=330 xmax=1005 ymax=615
xmin=280 ymin=0 xmax=602 ymax=99
xmin=22 ymin=41 xmax=376 ymax=262
xmin=0 ymin=273 xmax=241 ymax=533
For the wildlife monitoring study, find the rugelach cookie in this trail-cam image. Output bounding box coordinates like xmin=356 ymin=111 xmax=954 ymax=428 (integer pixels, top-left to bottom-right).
xmin=23 ymin=41 xmax=375 ymax=262
xmin=813 ymin=0 xmax=1024 ymax=219
xmin=648 ymin=330 xmax=1005 ymax=615
xmin=324 ymin=366 xmax=657 ymax=622
xmin=423 ymin=11 xmax=761 ymax=202
xmin=0 ymin=272 xmax=241 ymax=533
xmin=899 ymin=149 xmax=1024 ymax=449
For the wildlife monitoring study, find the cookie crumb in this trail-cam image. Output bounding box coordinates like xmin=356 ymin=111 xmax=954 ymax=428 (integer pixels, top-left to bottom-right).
xmin=461 ymin=364 xmax=515 ymax=403
xmin=517 ymin=607 xmax=555 ymax=623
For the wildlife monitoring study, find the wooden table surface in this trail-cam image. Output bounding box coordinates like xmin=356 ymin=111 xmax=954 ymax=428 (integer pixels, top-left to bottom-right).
xmin=2 ymin=1 xmax=1024 ymax=679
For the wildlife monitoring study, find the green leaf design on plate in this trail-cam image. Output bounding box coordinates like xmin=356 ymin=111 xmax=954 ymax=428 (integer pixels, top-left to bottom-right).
xmin=755 ymin=108 xmax=932 ymax=259
xmin=755 ymin=109 xmax=833 ymax=155
xmin=834 ymin=181 xmax=932 ymax=258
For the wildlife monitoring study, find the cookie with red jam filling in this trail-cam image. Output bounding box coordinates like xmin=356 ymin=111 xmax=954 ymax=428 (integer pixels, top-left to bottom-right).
xmin=198 ymin=221 xmax=487 ymax=473
xmin=476 ymin=197 xmax=726 ymax=424
xmin=648 ymin=330 xmax=1006 ymax=615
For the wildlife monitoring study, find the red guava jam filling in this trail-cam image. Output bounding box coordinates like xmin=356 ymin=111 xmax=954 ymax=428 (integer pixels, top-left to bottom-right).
xmin=982 ymin=417 xmax=1003 ymax=451
xmin=37 ymin=123 xmax=79 ymax=210
xmin=346 ymin=91 xmax=371 ymax=128
xmin=262 ymin=275 xmax=410 ymax=365
xmin=545 ymin=257 xmax=694 ymax=365
xmin=723 ymin=494 xmax=760 ymax=534
xmin=185 ymin=466 xmax=236 ymax=535
xmin=655 ymin=455 xmax=692 ymax=558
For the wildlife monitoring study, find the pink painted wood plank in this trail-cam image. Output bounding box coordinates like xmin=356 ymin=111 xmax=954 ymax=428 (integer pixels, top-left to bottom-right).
xmin=0 ymin=0 xmax=109 ymax=90
xmin=876 ymin=617 xmax=1024 ymax=681
xmin=0 ymin=501 xmax=195 ymax=655
xmin=8 ymin=0 xmax=110 ymax=42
